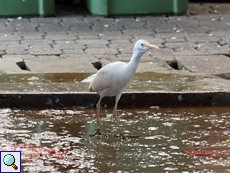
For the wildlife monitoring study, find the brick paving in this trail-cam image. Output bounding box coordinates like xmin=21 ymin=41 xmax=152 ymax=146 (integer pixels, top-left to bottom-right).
xmin=0 ymin=1 xmax=230 ymax=75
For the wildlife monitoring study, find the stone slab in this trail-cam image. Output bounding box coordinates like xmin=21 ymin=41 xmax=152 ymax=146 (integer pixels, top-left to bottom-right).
xmin=175 ymin=55 xmax=230 ymax=74
xmin=0 ymin=57 xmax=28 ymax=74
xmin=24 ymin=58 xmax=98 ymax=73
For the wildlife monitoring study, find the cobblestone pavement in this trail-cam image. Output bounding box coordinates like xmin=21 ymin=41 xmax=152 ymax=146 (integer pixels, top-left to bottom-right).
xmin=0 ymin=2 xmax=229 ymax=74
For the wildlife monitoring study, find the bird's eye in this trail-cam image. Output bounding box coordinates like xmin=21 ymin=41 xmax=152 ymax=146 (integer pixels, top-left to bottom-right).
xmin=141 ymin=43 xmax=144 ymax=46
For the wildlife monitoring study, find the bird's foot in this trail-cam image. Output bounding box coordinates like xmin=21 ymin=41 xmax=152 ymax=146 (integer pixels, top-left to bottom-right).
xmin=119 ymin=133 xmax=128 ymax=140
xmin=89 ymin=128 xmax=103 ymax=137
xmin=90 ymin=129 xmax=140 ymax=141
xmin=115 ymin=133 xmax=140 ymax=141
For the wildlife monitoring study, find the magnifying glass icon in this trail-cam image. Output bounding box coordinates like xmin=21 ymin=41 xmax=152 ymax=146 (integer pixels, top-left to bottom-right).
xmin=3 ymin=154 xmax=18 ymax=170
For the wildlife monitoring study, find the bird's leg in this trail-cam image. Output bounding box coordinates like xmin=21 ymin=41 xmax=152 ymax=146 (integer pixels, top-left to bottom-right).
xmin=96 ymin=98 xmax=101 ymax=130
xmin=112 ymin=95 xmax=140 ymax=140
xmin=91 ymin=98 xmax=103 ymax=136
xmin=113 ymin=101 xmax=124 ymax=135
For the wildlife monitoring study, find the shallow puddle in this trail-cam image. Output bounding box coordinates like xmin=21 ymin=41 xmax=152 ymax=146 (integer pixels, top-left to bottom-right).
xmin=0 ymin=72 xmax=201 ymax=93
xmin=0 ymin=107 xmax=230 ymax=172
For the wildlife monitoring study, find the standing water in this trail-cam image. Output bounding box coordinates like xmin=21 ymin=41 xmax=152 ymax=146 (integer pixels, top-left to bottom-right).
xmin=0 ymin=107 xmax=230 ymax=172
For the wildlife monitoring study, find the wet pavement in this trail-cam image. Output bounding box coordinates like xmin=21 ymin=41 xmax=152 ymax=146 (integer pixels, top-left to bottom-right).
xmin=1 ymin=107 xmax=230 ymax=172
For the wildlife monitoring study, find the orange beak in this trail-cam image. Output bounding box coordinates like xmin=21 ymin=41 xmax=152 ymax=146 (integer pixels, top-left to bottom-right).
xmin=145 ymin=44 xmax=159 ymax=49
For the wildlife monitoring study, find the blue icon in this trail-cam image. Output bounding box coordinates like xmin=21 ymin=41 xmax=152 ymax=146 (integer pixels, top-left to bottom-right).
xmin=0 ymin=151 xmax=21 ymax=173
xmin=3 ymin=154 xmax=18 ymax=170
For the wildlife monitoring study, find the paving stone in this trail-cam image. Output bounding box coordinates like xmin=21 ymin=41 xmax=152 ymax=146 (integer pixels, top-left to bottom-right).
xmin=54 ymin=41 xmax=85 ymax=50
xmin=120 ymin=22 xmax=146 ymax=30
xmin=70 ymin=24 xmax=92 ymax=32
xmin=21 ymin=39 xmax=54 ymax=46
xmin=0 ymin=56 xmax=29 ymax=74
xmin=76 ymin=39 xmax=109 ymax=45
xmin=165 ymin=37 xmax=186 ymax=43
xmin=91 ymin=21 xmax=123 ymax=31
xmin=91 ymin=54 xmax=118 ymax=61
xmin=77 ymin=33 xmax=100 ymax=39
xmin=0 ymin=40 xmax=20 ymax=45
xmin=62 ymin=49 xmax=84 ymax=54
xmin=60 ymin=54 xmax=95 ymax=59
xmin=84 ymin=44 xmax=107 ymax=48
xmin=173 ymin=47 xmax=207 ymax=56
xmin=186 ymin=36 xmax=220 ymax=43
xmin=16 ymin=32 xmax=45 ymax=40
xmin=196 ymin=43 xmax=230 ymax=55
xmin=108 ymin=43 xmax=133 ymax=49
xmin=154 ymin=25 xmax=178 ymax=33
xmin=99 ymin=32 xmax=131 ymax=40
xmin=60 ymin=17 xmax=84 ymax=23
xmin=0 ymin=34 xmax=21 ymax=41
xmin=200 ymin=45 xmax=230 ymax=55
xmin=153 ymin=48 xmax=175 ymax=58
xmin=145 ymin=21 xmax=168 ymax=29
xmin=199 ymin=22 xmax=229 ymax=32
xmin=175 ymin=55 xmax=230 ymax=74
xmin=155 ymin=33 xmax=187 ymax=39
xmin=185 ymin=33 xmax=211 ymax=38
xmin=25 ymin=58 xmax=98 ymax=73
xmin=46 ymin=32 xmax=78 ymax=41
xmin=110 ymin=40 xmax=132 ymax=44
xmin=36 ymin=56 xmax=61 ymax=59
xmin=82 ymin=16 xmax=102 ymax=23
xmin=143 ymin=16 xmax=168 ymax=23
xmin=181 ymin=26 xmax=209 ymax=33
xmin=116 ymin=54 xmax=133 ymax=61
xmin=122 ymin=29 xmax=154 ymax=35
xmin=85 ymin=48 xmax=119 ymax=55
xmin=38 ymin=24 xmax=69 ymax=32
xmin=118 ymin=48 xmax=134 ymax=54
xmin=30 ymin=17 xmax=61 ymax=24
xmin=14 ymin=25 xmax=38 ymax=32
xmin=28 ymin=45 xmax=62 ymax=55
xmin=136 ymin=61 xmax=173 ymax=73
xmin=5 ymin=45 xmax=29 ymax=55
xmin=165 ymin=42 xmax=197 ymax=49
xmin=115 ymin=53 xmax=165 ymax=62
xmin=132 ymin=37 xmax=164 ymax=44
xmin=3 ymin=55 xmax=36 ymax=60
xmin=210 ymin=31 xmax=230 ymax=37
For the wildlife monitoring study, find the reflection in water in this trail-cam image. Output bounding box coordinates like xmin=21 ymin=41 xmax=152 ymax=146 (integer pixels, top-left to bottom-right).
xmin=0 ymin=107 xmax=230 ymax=172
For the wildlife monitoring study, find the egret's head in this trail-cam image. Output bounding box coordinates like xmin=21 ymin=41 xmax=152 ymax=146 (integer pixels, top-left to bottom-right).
xmin=134 ymin=39 xmax=159 ymax=53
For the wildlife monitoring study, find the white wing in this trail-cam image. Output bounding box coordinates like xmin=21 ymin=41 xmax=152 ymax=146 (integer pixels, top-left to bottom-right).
xmin=89 ymin=62 xmax=133 ymax=96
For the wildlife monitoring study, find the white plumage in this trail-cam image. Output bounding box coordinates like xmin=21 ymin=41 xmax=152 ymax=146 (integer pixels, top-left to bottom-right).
xmin=89 ymin=39 xmax=159 ymax=135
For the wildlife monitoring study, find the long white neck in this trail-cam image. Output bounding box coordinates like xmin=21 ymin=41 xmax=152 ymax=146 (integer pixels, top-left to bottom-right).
xmin=127 ymin=49 xmax=146 ymax=73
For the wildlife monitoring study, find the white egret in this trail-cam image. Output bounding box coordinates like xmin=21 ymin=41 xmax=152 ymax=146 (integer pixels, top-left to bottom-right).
xmin=89 ymin=39 xmax=159 ymax=136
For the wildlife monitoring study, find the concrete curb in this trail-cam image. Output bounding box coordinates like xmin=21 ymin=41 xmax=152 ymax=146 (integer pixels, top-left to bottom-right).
xmin=1 ymin=91 xmax=229 ymax=109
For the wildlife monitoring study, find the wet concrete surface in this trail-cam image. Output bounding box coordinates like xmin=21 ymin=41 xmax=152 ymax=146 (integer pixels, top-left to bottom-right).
xmin=0 ymin=71 xmax=230 ymax=108
xmin=0 ymin=70 xmax=230 ymax=108
xmin=1 ymin=107 xmax=230 ymax=172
